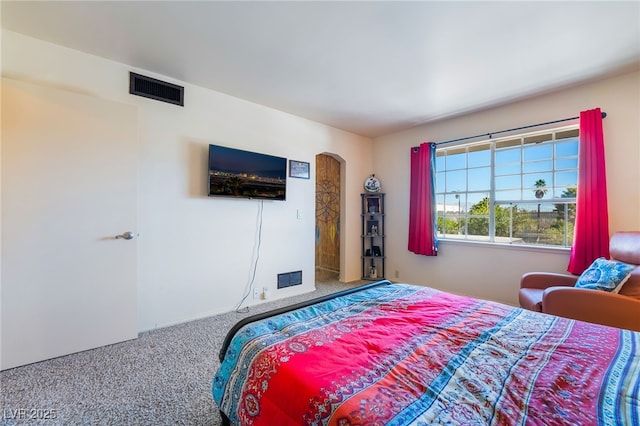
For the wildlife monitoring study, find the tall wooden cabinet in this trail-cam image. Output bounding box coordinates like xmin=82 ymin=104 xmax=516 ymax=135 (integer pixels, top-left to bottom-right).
xmin=361 ymin=193 xmax=385 ymax=280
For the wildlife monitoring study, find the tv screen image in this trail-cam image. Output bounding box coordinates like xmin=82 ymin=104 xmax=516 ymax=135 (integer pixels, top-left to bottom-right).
xmin=208 ymin=144 xmax=287 ymax=200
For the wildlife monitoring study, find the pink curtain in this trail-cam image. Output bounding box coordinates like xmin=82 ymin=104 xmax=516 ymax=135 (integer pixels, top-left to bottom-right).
xmin=567 ymin=108 xmax=609 ymax=274
xmin=408 ymin=142 xmax=438 ymax=256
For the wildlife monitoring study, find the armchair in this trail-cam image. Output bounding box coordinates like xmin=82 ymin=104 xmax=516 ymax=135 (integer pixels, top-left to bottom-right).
xmin=519 ymin=231 xmax=640 ymax=331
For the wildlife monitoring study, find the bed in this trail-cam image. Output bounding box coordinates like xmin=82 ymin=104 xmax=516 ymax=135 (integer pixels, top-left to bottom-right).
xmin=212 ymin=280 xmax=640 ymax=425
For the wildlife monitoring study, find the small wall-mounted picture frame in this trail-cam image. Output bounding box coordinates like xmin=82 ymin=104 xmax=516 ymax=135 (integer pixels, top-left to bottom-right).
xmin=289 ymin=160 xmax=310 ymax=179
xmin=372 ymin=246 xmax=382 ymax=257
xmin=367 ymin=196 xmax=381 ymax=214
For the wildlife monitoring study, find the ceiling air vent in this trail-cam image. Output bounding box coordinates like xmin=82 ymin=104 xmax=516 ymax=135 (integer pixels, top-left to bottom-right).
xmin=129 ymin=72 xmax=184 ymax=106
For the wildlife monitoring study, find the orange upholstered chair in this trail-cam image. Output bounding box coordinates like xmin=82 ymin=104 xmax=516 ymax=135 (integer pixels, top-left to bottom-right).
xmin=519 ymin=231 xmax=640 ymax=331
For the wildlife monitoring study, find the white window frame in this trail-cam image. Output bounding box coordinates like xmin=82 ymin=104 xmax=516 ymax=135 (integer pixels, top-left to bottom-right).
xmin=435 ymin=125 xmax=579 ymax=248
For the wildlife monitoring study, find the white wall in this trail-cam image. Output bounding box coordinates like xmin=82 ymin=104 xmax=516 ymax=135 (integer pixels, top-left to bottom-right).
xmin=1 ymin=29 xmax=373 ymax=332
xmin=374 ymin=70 xmax=640 ymax=306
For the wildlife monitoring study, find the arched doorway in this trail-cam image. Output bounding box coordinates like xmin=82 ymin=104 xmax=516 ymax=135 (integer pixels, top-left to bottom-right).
xmin=315 ymin=154 xmax=341 ymax=281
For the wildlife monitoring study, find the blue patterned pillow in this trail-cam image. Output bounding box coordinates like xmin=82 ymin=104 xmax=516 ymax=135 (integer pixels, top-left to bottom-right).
xmin=575 ymin=257 xmax=635 ymax=292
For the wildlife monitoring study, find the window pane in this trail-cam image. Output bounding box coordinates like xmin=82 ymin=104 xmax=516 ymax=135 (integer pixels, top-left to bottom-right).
xmin=556 ymin=140 xmax=578 ymax=157
xmin=468 ymin=144 xmax=491 ymax=167
xmin=511 ymin=202 xmax=570 ymax=246
xmin=466 ymin=193 xmax=488 ymax=211
xmin=524 ymin=144 xmax=552 ymax=161
xmin=464 ymin=191 xmax=491 ymax=238
xmin=496 ymin=175 xmax=520 ymax=191
xmin=437 ymin=190 xmax=463 ymax=237
xmin=436 ymin=153 xmax=445 ymax=170
xmin=495 ymin=203 xmax=514 ymax=239
xmin=495 ymin=147 xmax=521 ymax=164
xmin=495 ymin=189 xmax=522 ymax=201
xmin=495 ymin=163 xmax=521 ymax=176
xmin=446 ymin=194 xmax=464 ymax=237
xmin=436 ymin=193 xmax=445 ymax=213
xmin=555 ymin=158 xmax=577 ymax=170
xmin=436 ymin=171 xmax=445 ymax=193
xmin=467 ymin=213 xmax=489 ymax=237
xmin=555 ymin=170 xmax=577 ymax=187
xmin=554 ymin=187 xmax=576 ymax=198
xmin=524 ymin=160 xmax=552 ymax=173
xmin=468 ymin=167 xmax=490 ymax=191
xmin=445 ymin=169 xmax=466 ymax=192
xmin=524 ymin=173 xmax=552 ymax=197
xmin=436 ymin=210 xmax=445 ymax=236
xmin=446 ymin=151 xmax=466 ymax=170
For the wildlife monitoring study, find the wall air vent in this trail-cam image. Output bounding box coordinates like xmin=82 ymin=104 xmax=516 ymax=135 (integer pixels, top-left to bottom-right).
xmin=129 ymin=72 xmax=184 ymax=106
xmin=277 ymin=270 xmax=303 ymax=289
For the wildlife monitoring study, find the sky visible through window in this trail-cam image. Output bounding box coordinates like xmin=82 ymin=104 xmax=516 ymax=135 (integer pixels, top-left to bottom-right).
xmin=436 ymin=131 xmax=579 ymax=214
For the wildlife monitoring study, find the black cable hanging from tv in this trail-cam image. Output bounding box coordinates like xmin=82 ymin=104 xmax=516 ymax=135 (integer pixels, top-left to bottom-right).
xmin=434 ymin=111 xmax=607 ymax=146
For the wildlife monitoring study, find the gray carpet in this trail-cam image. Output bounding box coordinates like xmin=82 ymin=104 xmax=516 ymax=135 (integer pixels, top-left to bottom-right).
xmin=0 ymin=280 xmax=366 ymax=425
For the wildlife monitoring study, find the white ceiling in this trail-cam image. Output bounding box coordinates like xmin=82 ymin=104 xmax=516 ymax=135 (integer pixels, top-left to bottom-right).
xmin=2 ymin=1 xmax=639 ymax=138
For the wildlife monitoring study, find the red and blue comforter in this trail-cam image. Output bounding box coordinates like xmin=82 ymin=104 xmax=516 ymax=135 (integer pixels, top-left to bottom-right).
xmin=213 ymin=283 xmax=640 ymax=425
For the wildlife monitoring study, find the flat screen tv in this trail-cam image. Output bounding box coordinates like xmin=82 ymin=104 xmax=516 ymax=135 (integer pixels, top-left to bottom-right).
xmin=208 ymin=144 xmax=287 ymax=200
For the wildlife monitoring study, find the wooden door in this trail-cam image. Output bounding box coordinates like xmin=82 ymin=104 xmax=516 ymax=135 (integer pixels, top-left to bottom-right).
xmin=1 ymin=78 xmax=138 ymax=370
xmin=315 ymin=154 xmax=340 ymax=281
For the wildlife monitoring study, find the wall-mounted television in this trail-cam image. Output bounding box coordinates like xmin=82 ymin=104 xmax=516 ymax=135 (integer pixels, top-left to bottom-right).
xmin=208 ymin=144 xmax=287 ymax=200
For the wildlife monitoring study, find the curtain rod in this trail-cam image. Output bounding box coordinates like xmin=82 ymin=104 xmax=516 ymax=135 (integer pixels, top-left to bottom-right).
xmin=434 ymin=111 xmax=607 ymax=146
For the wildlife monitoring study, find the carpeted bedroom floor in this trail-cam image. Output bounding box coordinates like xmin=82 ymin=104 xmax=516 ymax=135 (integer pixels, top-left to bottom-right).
xmin=0 ymin=279 xmax=366 ymax=425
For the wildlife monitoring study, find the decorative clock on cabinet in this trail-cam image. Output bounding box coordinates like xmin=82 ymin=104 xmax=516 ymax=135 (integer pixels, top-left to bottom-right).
xmin=363 ymin=174 xmax=381 ymax=193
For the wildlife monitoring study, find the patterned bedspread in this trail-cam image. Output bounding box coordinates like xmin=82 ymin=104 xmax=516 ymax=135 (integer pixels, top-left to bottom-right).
xmin=212 ymin=283 xmax=640 ymax=425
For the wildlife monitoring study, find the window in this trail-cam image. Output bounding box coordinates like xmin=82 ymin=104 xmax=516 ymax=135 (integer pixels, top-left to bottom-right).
xmin=435 ymin=127 xmax=579 ymax=247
